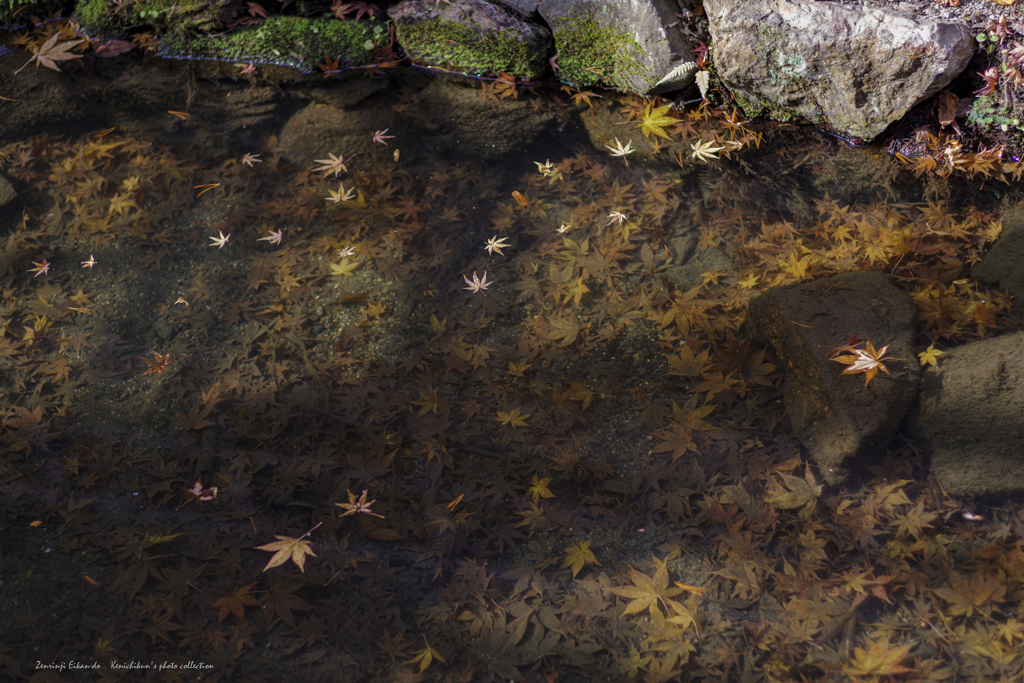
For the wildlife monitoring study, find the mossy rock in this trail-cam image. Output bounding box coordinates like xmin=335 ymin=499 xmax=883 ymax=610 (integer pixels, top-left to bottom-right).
xmin=75 ymin=0 xmax=234 ymax=38
xmin=546 ymin=13 xmax=644 ymax=92
xmin=388 ymin=0 xmax=551 ymax=80
xmin=158 ymin=15 xmax=383 ymax=73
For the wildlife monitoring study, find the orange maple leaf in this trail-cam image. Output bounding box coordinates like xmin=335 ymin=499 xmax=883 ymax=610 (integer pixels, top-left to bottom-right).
xmin=829 ymin=338 xmax=897 ymax=386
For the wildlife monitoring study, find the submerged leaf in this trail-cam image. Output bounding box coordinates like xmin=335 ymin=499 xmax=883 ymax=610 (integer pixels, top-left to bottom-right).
xmin=561 ymin=540 xmax=599 ymax=578
xmin=766 ymin=472 xmax=821 ymax=511
xmin=843 ymin=638 xmax=914 ymax=676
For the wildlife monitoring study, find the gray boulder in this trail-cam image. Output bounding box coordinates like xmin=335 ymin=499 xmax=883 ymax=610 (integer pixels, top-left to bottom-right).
xmin=908 ymin=331 xmax=1024 ymax=497
xmin=745 ymin=272 xmax=920 ymax=483
xmin=705 ymin=0 xmax=975 ymax=140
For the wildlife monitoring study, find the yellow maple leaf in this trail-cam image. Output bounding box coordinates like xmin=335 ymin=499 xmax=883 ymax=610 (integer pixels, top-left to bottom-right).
xmin=933 ymin=570 xmax=1006 ymax=617
xmin=329 ymin=258 xmax=360 ymax=277
xmin=256 ymin=524 xmax=320 ymax=573
xmin=667 ymin=345 xmax=712 ymax=378
xmin=407 ymin=637 xmax=447 ymax=672
xmin=527 ymin=474 xmax=554 ymax=502
xmin=108 ymin=192 xmax=137 ymax=216
xmin=610 ymin=557 xmax=686 ymax=623
xmin=561 ymin=539 xmax=600 ymax=578
xmin=638 ymin=103 xmax=680 ymax=139
xmin=737 ymin=273 xmax=760 ymax=290
xmin=918 ymin=344 xmax=943 ymax=367
xmin=843 ymin=638 xmax=914 ymax=676
xmin=496 ymin=406 xmax=530 ymax=428
xmin=766 ymin=471 xmax=822 ymax=511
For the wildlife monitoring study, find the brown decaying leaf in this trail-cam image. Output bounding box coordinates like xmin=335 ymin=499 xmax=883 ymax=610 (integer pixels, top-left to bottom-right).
xmin=15 ymin=33 xmax=86 ymax=74
xmin=936 ymin=91 xmax=959 ymax=134
xmin=93 ymin=40 xmax=134 ymax=58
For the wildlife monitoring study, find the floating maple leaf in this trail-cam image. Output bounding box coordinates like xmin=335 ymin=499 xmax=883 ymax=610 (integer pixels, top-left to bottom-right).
xmin=312 ymin=151 xmax=355 ymax=178
xmin=638 ymin=103 xmax=680 ymax=139
xmin=256 ymin=522 xmax=321 ymax=573
xmin=15 ymin=33 xmax=86 ymax=74
xmin=828 ymin=338 xmax=897 ymax=387
xmin=691 ymin=139 xmax=725 ymax=162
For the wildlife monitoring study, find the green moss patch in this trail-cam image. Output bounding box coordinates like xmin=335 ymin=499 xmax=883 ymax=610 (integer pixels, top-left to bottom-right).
xmin=549 ymin=14 xmax=648 ymax=93
xmin=75 ymin=0 xmax=233 ymax=38
xmin=159 ymin=16 xmax=379 ymax=73
xmin=397 ymin=18 xmax=545 ymax=79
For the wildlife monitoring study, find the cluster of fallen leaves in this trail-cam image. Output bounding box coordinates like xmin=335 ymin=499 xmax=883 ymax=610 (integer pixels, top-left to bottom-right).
xmin=8 ymin=19 xmax=150 ymax=77
xmin=2 ymin=58 xmax=1023 ymax=683
xmin=893 ymin=127 xmax=1024 ymax=183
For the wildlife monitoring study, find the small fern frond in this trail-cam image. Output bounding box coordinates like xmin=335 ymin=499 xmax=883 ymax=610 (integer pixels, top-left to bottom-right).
xmin=654 ymin=60 xmax=698 ymax=89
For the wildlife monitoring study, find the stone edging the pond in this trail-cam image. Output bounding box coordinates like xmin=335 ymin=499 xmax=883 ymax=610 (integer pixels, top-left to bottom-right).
xmin=2 ymin=0 xmax=1022 ymax=148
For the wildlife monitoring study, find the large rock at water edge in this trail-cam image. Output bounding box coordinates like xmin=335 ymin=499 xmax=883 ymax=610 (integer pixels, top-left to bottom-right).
xmin=705 ymin=0 xmax=975 ymax=140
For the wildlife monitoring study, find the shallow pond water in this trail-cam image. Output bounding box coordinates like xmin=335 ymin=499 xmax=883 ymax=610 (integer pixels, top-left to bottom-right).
xmin=1 ymin=55 xmax=1023 ymax=683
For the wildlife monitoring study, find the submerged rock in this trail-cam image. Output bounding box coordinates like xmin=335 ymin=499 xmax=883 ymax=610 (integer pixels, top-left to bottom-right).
xmin=705 ymin=0 xmax=974 ymax=140
xmin=279 ymin=77 xmax=558 ymax=166
xmin=745 ymin=272 xmax=919 ymax=483
xmin=908 ymin=331 xmax=1024 ymax=497
xmin=973 ymin=206 xmax=1024 ymax=306
xmin=0 ymin=174 xmax=19 ymax=229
